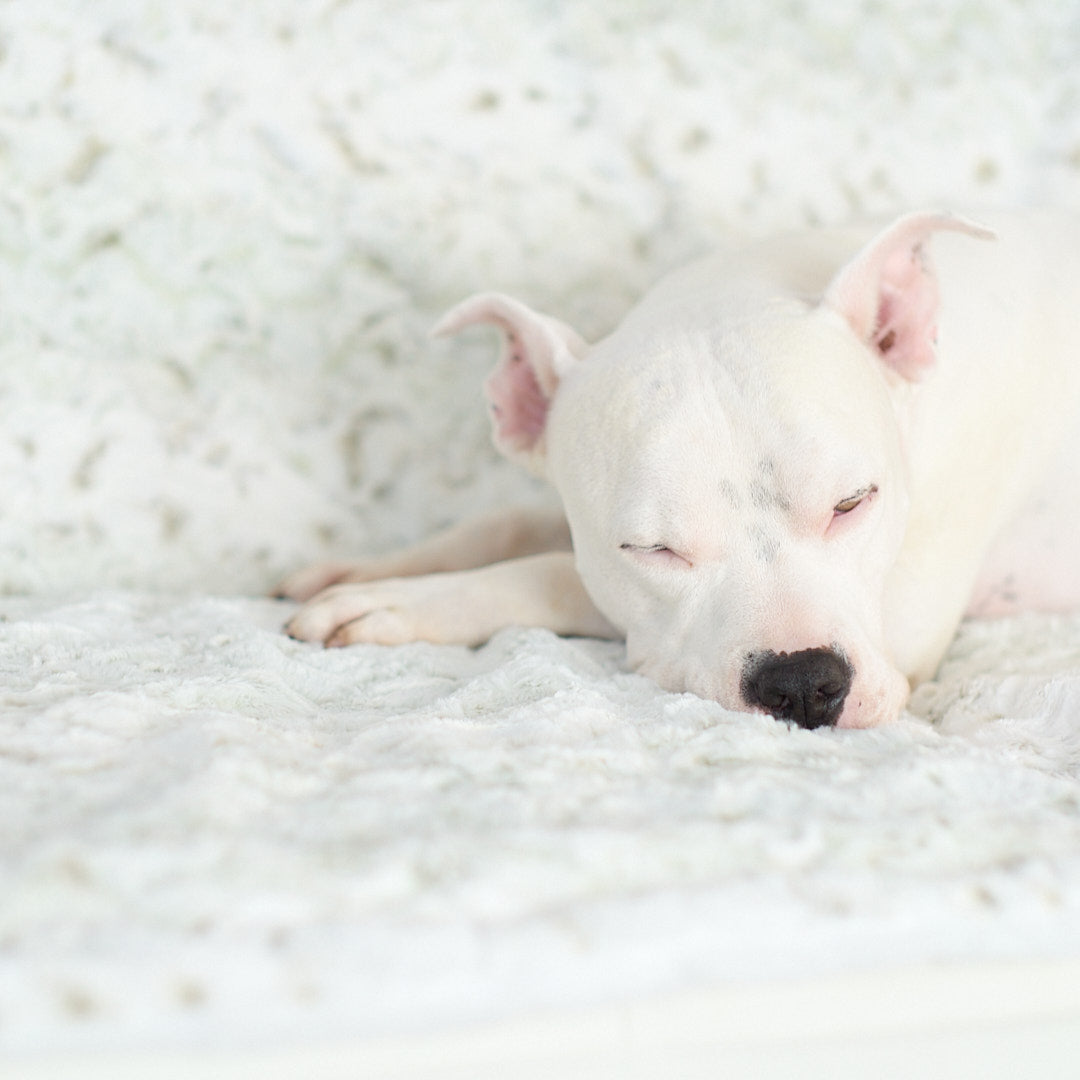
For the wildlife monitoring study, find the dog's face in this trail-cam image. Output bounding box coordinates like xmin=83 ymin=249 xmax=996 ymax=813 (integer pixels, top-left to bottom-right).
xmin=546 ymin=304 xmax=913 ymax=729
xmin=434 ymin=212 xmax=993 ymax=728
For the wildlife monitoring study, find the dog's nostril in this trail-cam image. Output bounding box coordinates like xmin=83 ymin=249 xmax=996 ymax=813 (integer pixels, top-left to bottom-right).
xmin=740 ymin=647 xmax=853 ymax=729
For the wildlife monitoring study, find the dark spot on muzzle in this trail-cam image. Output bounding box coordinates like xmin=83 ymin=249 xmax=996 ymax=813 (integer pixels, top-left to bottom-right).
xmin=740 ymin=647 xmax=853 ymax=730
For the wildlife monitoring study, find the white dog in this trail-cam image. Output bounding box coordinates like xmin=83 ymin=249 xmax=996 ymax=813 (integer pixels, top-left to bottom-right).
xmin=281 ymin=211 xmax=1080 ymax=729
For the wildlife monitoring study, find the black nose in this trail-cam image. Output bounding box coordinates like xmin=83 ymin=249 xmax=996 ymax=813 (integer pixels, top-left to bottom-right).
xmin=741 ymin=647 xmax=853 ymax=729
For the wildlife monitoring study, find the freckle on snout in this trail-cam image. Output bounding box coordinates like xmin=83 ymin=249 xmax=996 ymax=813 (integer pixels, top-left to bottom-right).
xmin=720 ymin=479 xmax=742 ymax=508
xmin=747 ymin=521 xmax=780 ymax=563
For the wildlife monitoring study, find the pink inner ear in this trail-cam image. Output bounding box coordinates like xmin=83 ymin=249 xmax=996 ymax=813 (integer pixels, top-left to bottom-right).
xmin=484 ymin=347 xmax=549 ymax=453
xmin=870 ymin=244 xmax=941 ymax=380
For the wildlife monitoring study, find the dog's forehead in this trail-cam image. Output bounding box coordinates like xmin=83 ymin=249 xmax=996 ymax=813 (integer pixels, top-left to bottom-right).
xmin=599 ymin=396 xmax=838 ymax=547
xmin=552 ymin=301 xmax=900 ymax=537
xmin=588 ymin=298 xmax=873 ymax=410
xmin=586 ymin=319 xmax=873 ymax=469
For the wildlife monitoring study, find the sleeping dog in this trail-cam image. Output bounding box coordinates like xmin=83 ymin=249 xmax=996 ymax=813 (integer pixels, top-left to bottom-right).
xmin=281 ymin=211 xmax=1080 ymax=729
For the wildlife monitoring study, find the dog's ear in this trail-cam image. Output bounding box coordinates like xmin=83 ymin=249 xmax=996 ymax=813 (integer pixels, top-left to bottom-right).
xmin=824 ymin=212 xmax=995 ymax=381
xmin=433 ymin=292 xmax=587 ymax=471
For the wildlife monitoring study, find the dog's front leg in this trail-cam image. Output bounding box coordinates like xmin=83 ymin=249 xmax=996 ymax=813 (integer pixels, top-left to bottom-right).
xmin=284 ymin=551 xmax=617 ymax=648
xmin=275 ymin=506 xmax=571 ymax=602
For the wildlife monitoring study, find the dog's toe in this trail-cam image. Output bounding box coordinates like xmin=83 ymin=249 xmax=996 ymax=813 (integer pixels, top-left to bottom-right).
xmin=274 ymin=561 xmax=354 ymax=603
xmin=326 ymin=609 xmax=416 ymax=647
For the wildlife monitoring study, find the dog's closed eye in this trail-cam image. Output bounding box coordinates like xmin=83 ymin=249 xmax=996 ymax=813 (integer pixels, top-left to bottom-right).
xmin=620 ymin=543 xmax=693 ymax=568
xmin=833 ymin=484 xmax=878 ymax=516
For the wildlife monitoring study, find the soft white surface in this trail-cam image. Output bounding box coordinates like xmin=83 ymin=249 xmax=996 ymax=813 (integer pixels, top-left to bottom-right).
xmin=2 ymin=0 xmax=1080 ymax=1064
xmin=3 ymin=595 xmax=1080 ymax=1058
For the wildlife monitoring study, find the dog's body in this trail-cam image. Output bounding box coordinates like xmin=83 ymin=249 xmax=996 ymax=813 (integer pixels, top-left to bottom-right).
xmin=283 ymin=210 xmax=1080 ymax=729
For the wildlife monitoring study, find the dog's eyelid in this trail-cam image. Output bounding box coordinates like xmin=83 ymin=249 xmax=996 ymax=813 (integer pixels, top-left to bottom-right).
xmin=833 ymin=483 xmax=879 ymax=515
xmin=620 ymin=542 xmax=693 ymax=567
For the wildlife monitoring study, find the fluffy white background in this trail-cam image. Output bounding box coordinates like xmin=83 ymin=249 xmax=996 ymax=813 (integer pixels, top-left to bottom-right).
xmin=3 ymin=0 xmax=1079 ymax=592
xmin=3 ymin=0 xmax=1080 ymax=1063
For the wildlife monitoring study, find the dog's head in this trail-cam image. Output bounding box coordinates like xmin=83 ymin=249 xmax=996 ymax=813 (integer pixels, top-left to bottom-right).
xmin=436 ymin=213 xmax=992 ymax=728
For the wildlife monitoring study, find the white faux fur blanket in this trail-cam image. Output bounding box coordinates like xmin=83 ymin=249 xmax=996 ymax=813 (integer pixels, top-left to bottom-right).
xmin=4 ymin=594 xmax=1080 ymax=1061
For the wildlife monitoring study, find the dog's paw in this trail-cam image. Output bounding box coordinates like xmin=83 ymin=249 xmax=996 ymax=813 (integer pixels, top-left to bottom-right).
xmin=284 ymin=578 xmax=466 ymax=647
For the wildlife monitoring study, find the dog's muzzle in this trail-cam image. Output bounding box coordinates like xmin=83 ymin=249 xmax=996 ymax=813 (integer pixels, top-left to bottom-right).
xmin=740 ymin=647 xmax=853 ymax=729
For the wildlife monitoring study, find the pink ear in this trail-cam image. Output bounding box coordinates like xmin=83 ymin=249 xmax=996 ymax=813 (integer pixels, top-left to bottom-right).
xmin=433 ymin=293 xmax=586 ymax=470
xmin=824 ymin=212 xmax=995 ymax=381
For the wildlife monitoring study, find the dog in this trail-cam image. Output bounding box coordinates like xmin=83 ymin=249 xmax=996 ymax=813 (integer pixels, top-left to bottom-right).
xmin=280 ymin=210 xmax=1080 ymax=729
